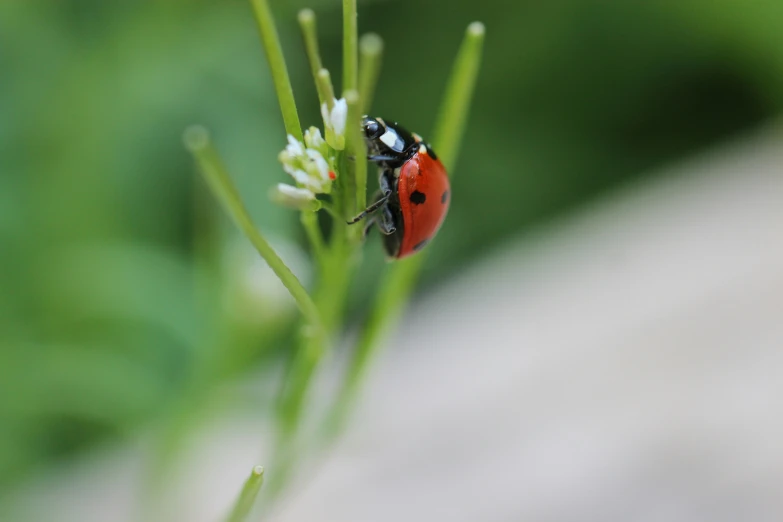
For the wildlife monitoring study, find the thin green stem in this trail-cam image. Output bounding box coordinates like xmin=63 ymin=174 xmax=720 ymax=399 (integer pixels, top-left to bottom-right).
xmin=332 ymin=150 xmax=350 ymax=221
xmin=345 ymin=90 xmax=367 ymax=220
xmin=327 ymin=22 xmax=485 ymax=435
xmin=269 ymin=245 xmax=354 ymax=497
xmin=249 ymin=0 xmax=303 ymax=141
xmin=317 ymin=69 xmax=344 ymax=150
xmin=183 ymin=126 xmax=322 ymax=334
xmin=432 ymin=22 xmax=486 ymax=171
xmin=273 ymin=240 xmax=354 ymax=461
xmin=192 ymin=168 xmax=219 ymax=299
xmin=226 ymin=466 xmax=264 ymax=522
xmin=342 ymin=0 xmax=358 ymax=93
xmin=317 ymin=68 xmax=337 ymax=112
xmin=320 ymin=201 xmax=341 ymax=220
xmin=325 ymin=255 xmax=422 ymax=436
xmin=297 ymin=9 xmax=323 ymax=89
xmin=300 ymin=211 xmax=326 ymax=263
xmin=277 ymin=331 xmax=324 ymax=436
xmin=358 ymin=33 xmax=384 ymax=114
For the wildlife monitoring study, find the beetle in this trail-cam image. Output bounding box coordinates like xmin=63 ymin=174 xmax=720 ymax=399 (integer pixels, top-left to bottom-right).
xmin=349 ymin=116 xmax=450 ymax=259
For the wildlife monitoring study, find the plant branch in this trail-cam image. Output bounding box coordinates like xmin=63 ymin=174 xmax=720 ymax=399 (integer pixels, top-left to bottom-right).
xmin=249 ymin=0 xmax=303 ymax=141
xmin=297 ymin=9 xmax=323 ymax=89
xmin=342 ymin=0 xmax=358 ymax=93
xmin=300 ymin=210 xmax=326 ymax=263
xmin=358 ymin=33 xmax=384 ymax=114
xmin=226 ymin=466 xmax=264 ymax=522
xmin=184 ymin=126 xmax=323 ymax=334
xmin=432 ymin=22 xmax=486 ymax=171
xmin=316 ymin=68 xmax=337 ymax=111
xmin=345 ymin=90 xmax=367 ymax=220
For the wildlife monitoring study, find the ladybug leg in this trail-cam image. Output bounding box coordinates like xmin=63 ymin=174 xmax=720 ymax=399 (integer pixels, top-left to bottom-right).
xmin=368 ymin=154 xmax=399 ymax=163
xmin=348 ymin=170 xmax=395 ymax=225
xmin=348 ymin=154 xmax=397 ymax=163
xmin=347 ymin=190 xmax=388 ymax=224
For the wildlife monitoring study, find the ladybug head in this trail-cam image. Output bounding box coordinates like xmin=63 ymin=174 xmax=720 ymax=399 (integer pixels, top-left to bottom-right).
xmin=362 ymin=116 xmax=385 ymax=140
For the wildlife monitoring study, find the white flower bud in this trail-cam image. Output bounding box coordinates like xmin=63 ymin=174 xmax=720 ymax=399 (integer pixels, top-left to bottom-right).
xmin=304 ymin=127 xmax=326 ymax=150
xmin=321 ymin=97 xmax=348 ymax=150
xmin=269 ymin=183 xmax=321 ymax=211
xmin=275 ymin=131 xmax=337 ymax=204
xmin=306 ymin=149 xmax=330 ymax=181
xmin=329 ymin=98 xmax=347 ymax=136
xmin=285 ymin=134 xmax=304 ymax=156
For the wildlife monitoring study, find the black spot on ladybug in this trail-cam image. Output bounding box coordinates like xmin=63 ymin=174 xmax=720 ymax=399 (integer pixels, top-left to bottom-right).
xmin=413 ymin=238 xmax=430 ymax=251
xmin=441 ymin=190 xmax=449 ymax=204
xmin=410 ymin=191 xmax=426 ymax=205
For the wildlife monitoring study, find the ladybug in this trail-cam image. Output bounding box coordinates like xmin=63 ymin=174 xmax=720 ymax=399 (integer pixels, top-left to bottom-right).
xmin=349 ymin=116 xmax=450 ymax=259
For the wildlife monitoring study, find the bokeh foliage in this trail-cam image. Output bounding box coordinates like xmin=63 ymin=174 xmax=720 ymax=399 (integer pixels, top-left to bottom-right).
xmin=1 ymin=0 xmax=782 ymax=495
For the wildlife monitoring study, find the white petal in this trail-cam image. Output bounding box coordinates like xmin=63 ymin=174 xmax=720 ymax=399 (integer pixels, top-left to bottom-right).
xmin=305 ymin=127 xmax=325 ymax=149
xmin=286 ymin=134 xmax=304 ymax=157
xmin=321 ymin=103 xmax=331 ymax=128
xmin=275 ymin=183 xmax=315 ymax=200
xmin=270 ymin=183 xmax=320 ymax=210
xmin=304 ymin=177 xmax=326 ymax=193
xmin=289 ymin=169 xmax=310 ymax=185
xmin=330 ymin=98 xmax=348 ymax=136
xmin=306 ymin=149 xmax=330 ymax=180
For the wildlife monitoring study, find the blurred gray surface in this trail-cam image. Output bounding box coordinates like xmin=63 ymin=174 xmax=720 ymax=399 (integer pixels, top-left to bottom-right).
xmin=274 ymin=125 xmax=783 ymax=522
xmin=9 ymin=124 xmax=783 ymax=521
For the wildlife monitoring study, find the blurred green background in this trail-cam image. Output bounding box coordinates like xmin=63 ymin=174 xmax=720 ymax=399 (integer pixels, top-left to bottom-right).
xmin=2 ymin=0 xmax=783 ymax=498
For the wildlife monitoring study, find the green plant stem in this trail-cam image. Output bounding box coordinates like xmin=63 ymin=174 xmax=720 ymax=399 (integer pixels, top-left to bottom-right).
xmin=298 ymin=9 xmax=333 ymax=116
xmin=345 ymin=90 xmax=367 ymax=220
xmin=291 ymin=7 xmax=330 ymax=260
xmin=272 ymin=182 xmax=358 ymax=500
xmin=297 ymin=9 xmax=323 ymax=86
xmin=325 ymin=254 xmax=423 ymax=436
xmin=277 ymin=330 xmax=326 ymax=437
xmin=342 ymin=0 xmax=358 ymax=93
xmin=358 ymin=33 xmax=384 ymax=114
xmin=317 ymin=69 xmax=344 ymax=150
xmin=432 ymin=22 xmax=486 ymax=171
xmin=270 ymin=238 xmax=354 ymax=497
xmin=249 ymin=0 xmax=303 ymax=141
xmin=328 ymin=22 xmax=485 ymax=435
xmin=184 ymin=126 xmax=322 ymax=334
xmin=316 ymin=68 xmax=337 ymax=112
xmin=300 ymin=211 xmax=326 ymax=263
xmin=186 ymin=128 xmax=332 ymax=495
xmin=275 ymin=270 xmax=345 ymax=440
xmin=332 ymin=150 xmax=350 ymax=221
xmin=226 ymin=466 xmax=264 ymax=522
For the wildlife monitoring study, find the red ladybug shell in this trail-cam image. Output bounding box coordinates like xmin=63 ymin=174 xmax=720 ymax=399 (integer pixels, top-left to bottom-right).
xmin=395 ymin=147 xmax=451 ymax=258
